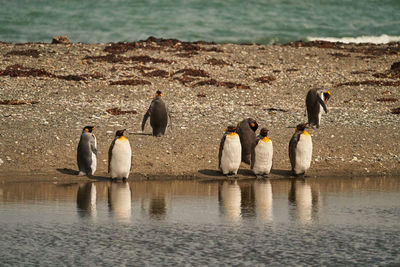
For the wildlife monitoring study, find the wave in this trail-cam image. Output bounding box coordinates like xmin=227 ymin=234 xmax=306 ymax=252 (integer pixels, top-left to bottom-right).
xmin=307 ymin=34 xmax=400 ymax=44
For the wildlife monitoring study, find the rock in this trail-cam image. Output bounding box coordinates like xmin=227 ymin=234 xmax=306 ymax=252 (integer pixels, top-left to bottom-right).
xmin=52 ymin=36 xmax=71 ymax=44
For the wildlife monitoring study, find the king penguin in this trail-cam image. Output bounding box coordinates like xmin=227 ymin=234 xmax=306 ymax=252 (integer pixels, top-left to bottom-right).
xmin=305 ymin=88 xmax=331 ymax=128
xmin=77 ymin=126 xmax=97 ymax=176
xmin=108 ymin=129 xmax=132 ymax=180
xmin=251 ymin=128 xmax=273 ymax=178
xmin=141 ymin=90 xmax=169 ymax=137
xmin=289 ymin=123 xmax=313 ymax=177
xmin=218 ymin=125 xmax=242 ymax=177
xmin=236 ymin=118 xmax=258 ymax=164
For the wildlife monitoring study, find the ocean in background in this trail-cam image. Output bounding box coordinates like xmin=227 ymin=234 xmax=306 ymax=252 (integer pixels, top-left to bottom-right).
xmin=1 ymin=0 xmax=400 ymax=44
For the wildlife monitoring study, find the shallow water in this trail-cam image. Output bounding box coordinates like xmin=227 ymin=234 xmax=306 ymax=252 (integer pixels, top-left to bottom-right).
xmin=1 ymin=0 xmax=399 ymax=44
xmin=1 ymin=177 xmax=400 ymax=265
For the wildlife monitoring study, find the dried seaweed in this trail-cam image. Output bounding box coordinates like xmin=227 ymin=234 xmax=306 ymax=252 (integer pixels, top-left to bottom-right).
xmin=285 ymin=40 xmax=400 ymax=56
xmin=129 ymin=55 xmax=171 ymax=64
xmin=103 ymin=37 xmax=221 ymax=54
xmin=194 ymin=79 xmax=250 ymax=89
xmin=197 ymin=93 xmax=207 ymax=97
xmin=207 ymin=58 xmax=229 ymax=66
xmin=329 ymin=52 xmax=351 ymax=58
xmin=391 ymin=107 xmax=400 ymax=114
xmin=337 ymin=80 xmax=400 ymax=87
xmin=255 ymin=75 xmax=276 ymax=83
xmin=376 ymin=98 xmax=398 ymax=102
xmin=143 ymin=69 xmax=169 ymax=77
xmin=174 ymin=76 xmax=198 ymax=85
xmin=109 ymin=79 xmax=151 ymax=86
xmin=6 ymin=49 xmax=40 ymax=58
xmin=286 ymin=68 xmax=299 ymax=72
xmin=0 ymin=64 xmax=54 ymax=78
xmin=174 ymin=68 xmax=209 ymax=77
xmin=0 ymin=64 xmax=103 ymax=81
xmin=106 ymin=107 xmax=138 ymax=115
xmin=0 ymin=99 xmax=39 ymax=105
xmin=264 ymin=107 xmax=288 ymax=112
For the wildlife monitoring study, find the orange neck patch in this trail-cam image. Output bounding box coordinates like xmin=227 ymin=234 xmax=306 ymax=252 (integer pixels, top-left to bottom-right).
xmin=118 ymin=136 xmax=127 ymax=141
xmin=302 ymin=130 xmax=309 ymax=136
xmin=261 ymin=137 xmax=270 ymax=142
xmin=227 ymin=132 xmax=237 ymax=137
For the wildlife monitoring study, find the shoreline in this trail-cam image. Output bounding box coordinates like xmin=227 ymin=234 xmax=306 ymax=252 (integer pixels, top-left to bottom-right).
xmin=0 ymin=38 xmax=399 ymax=183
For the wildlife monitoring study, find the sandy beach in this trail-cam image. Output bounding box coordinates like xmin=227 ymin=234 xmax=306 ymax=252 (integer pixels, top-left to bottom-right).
xmin=0 ymin=38 xmax=399 ymax=183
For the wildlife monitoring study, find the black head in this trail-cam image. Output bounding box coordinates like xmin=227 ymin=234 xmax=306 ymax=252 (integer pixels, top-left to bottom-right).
xmin=115 ymin=129 xmax=126 ymax=137
xmin=295 ymin=123 xmax=307 ymax=132
xmin=225 ymin=125 xmax=237 ymax=133
xmin=247 ymin=118 xmax=258 ymax=132
xmin=323 ymin=90 xmax=331 ymax=103
xmin=155 ymin=90 xmax=163 ymax=97
xmin=259 ymin=128 xmax=269 ymax=137
xmin=83 ymin=126 xmax=95 ymax=133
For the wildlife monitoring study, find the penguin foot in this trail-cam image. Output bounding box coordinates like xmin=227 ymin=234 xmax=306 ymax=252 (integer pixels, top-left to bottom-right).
xmin=122 ymin=177 xmax=127 ymax=182
xmin=78 ymin=171 xmax=87 ymax=176
xmin=226 ymin=172 xmax=238 ymax=179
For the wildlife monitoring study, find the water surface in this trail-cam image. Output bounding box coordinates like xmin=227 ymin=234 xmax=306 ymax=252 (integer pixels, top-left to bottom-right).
xmin=1 ymin=177 xmax=400 ymax=265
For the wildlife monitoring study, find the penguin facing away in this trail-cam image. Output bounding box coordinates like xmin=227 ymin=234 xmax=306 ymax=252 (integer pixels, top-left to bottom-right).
xmin=305 ymin=88 xmax=331 ymax=128
xmin=219 ymin=125 xmax=242 ymax=177
xmin=108 ymin=129 xmax=132 ymax=180
xmin=77 ymin=126 xmax=97 ymax=176
xmin=141 ymin=90 xmax=169 ymax=137
xmin=289 ymin=123 xmax=313 ymax=177
xmin=251 ymin=128 xmax=273 ymax=178
xmin=236 ymin=118 xmax=258 ymax=164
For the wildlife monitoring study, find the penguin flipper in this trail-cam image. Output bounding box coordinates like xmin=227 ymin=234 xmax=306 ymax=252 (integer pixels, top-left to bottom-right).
xmin=141 ymin=110 xmax=150 ymax=131
xmin=250 ymin=138 xmax=260 ymax=170
xmin=317 ymin=95 xmax=328 ymax=113
xmin=289 ymin=132 xmax=300 ymax=170
xmin=218 ymin=133 xmax=227 ymax=169
xmin=108 ymin=139 xmax=116 ymax=173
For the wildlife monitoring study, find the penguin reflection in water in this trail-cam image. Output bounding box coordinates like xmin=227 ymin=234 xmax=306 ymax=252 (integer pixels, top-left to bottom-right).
xmin=108 ymin=129 xmax=132 ymax=180
xmin=251 ymin=128 xmax=273 ymax=178
xmin=142 ymin=90 xmax=170 ymax=137
xmin=289 ymin=123 xmax=312 ymax=177
xmin=305 ymin=88 xmax=331 ymax=128
xmin=219 ymin=126 xmax=242 ymax=177
xmin=236 ymin=118 xmax=258 ymax=164
xmin=77 ymin=126 xmax=97 ymax=176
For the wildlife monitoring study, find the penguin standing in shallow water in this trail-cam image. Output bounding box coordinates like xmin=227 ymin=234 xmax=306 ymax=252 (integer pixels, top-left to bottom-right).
xmin=289 ymin=123 xmax=312 ymax=177
xmin=141 ymin=90 xmax=169 ymax=137
xmin=251 ymin=128 xmax=273 ymax=178
xmin=108 ymin=129 xmax=132 ymax=180
xmin=219 ymin=126 xmax=242 ymax=177
xmin=236 ymin=118 xmax=258 ymax=164
xmin=305 ymin=88 xmax=331 ymax=128
xmin=77 ymin=126 xmax=97 ymax=176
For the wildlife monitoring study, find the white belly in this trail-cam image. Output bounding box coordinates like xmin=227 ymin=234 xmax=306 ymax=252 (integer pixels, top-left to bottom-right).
xmin=252 ymin=140 xmax=273 ymax=175
xmin=110 ymin=140 xmax=132 ymax=179
xmin=90 ymin=137 xmax=97 ymax=175
xmin=294 ymin=134 xmax=312 ymax=174
xmin=220 ymin=135 xmax=242 ymax=175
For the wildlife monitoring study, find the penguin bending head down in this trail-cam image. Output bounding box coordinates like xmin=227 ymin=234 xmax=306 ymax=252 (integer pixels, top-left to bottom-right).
xmin=141 ymin=90 xmax=169 ymax=137
xmin=219 ymin=126 xmax=242 ymax=177
xmin=289 ymin=123 xmax=312 ymax=177
xmin=108 ymin=129 xmax=132 ymax=180
xmin=305 ymin=88 xmax=331 ymax=128
xmin=236 ymin=118 xmax=258 ymax=164
xmin=77 ymin=126 xmax=97 ymax=176
xmin=251 ymin=128 xmax=273 ymax=178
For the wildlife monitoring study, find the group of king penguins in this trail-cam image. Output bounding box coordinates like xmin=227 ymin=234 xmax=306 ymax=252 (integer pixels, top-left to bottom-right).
xmin=219 ymin=88 xmax=331 ymax=178
xmin=77 ymin=90 xmax=168 ymax=180
xmin=76 ymin=88 xmax=330 ymax=180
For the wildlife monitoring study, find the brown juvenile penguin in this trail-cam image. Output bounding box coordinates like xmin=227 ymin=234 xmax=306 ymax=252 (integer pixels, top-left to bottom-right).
xmin=236 ymin=118 xmax=258 ymax=164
